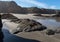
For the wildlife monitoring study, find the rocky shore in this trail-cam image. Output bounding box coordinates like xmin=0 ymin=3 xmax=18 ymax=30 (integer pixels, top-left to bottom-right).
xmin=2 ymin=18 xmax=60 ymax=42
xmin=10 ymin=19 xmax=46 ymax=34
xmin=2 ymin=14 xmax=60 ymax=42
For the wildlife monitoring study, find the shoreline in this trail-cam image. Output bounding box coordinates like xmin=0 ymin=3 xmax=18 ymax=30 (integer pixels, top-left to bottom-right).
xmin=2 ymin=19 xmax=60 ymax=42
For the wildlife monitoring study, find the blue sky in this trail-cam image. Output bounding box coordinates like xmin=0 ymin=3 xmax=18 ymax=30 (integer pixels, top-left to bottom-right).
xmin=0 ymin=0 xmax=60 ymax=9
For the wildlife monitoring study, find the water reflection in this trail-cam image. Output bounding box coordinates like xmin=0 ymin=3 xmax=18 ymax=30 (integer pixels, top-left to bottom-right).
xmin=2 ymin=17 xmax=60 ymax=42
xmin=2 ymin=24 xmax=40 ymax=42
xmin=1 ymin=19 xmax=41 ymax=42
xmin=2 ymin=29 xmax=40 ymax=42
xmin=35 ymin=17 xmax=60 ymax=29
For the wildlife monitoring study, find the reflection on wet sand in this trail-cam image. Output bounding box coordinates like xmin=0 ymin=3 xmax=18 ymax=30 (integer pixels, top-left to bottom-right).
xmin=2 ymin=21 xmax=40 ymax=42
xmin=2 ymin=29 xmax=40 ymax=42
xmin=35 ymin=17 xmax=60 ymax=29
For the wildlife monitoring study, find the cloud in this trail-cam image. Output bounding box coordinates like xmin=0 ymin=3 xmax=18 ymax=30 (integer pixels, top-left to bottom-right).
xmin=18 ymin=0 xmax=57 ymax=9
xmin=0 ymin=0 xmax=57 ymax=9
xmin=0 ymin=0 xmax=12 ymax=1
xmin=49 ymin=6 xmax=56 ymax=9
xmin=18 ymin=0 xmax=48 ymax=8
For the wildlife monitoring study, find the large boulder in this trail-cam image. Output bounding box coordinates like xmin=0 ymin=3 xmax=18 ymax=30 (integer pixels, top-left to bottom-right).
xmin=12 ymin=19 xmax=47 ymax=34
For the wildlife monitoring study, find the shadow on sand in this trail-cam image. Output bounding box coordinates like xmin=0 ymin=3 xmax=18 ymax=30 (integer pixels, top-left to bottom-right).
xmin=2 ymin=29 xmax=40 ymax=42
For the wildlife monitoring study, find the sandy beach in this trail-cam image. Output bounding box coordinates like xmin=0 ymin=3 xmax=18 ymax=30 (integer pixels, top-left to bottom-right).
xmin=2 ymin=16 xmax=60 ymax=42
xmin=12 ymin=13 xmax=37 ymax=19
xmin=0 ymin=0 xmax=60 ymax=42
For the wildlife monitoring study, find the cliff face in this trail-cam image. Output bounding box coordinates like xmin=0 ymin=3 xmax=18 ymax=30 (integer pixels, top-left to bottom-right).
xmin=0 ymin=1 xmax=59 ymax=14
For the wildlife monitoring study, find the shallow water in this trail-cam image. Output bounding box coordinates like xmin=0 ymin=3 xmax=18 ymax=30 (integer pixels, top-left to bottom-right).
xmin=35 ymin=17 xmax=60 ymax=29
xmin=2 ymin=17 xmax=60 ymax=42
xmin=2 ymin=24 xmax=40 ymax=42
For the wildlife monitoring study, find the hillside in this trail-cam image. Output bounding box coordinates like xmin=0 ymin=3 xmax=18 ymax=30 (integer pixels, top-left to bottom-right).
xmin=26 ymin=7 xmax=56 ymax=14
xmin=0 ymin=1 xmax=27 ymax=13
xmin=0 ymin=1 xmax=60 ymax=14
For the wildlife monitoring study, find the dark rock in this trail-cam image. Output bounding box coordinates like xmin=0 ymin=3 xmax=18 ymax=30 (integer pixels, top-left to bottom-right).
xmin=0 ymin=15 xmax=3 ymax=30
xmin=14 ymin=19 xmax=47 ymax=33
xmin=1 ymin=14 xmax=18 ymax=19
xmin=46 ymin=29 xmax=55 ymax=35
xmin=0 ymin=15 xmax=4 ymax=42
xmin=10 ymin=19 xmax=21 ymax=23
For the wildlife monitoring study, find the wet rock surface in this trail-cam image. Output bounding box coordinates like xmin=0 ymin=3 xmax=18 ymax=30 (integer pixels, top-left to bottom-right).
xmin=46 ymin=29 xmax=55 ymax=35
xmin=46 ymin=28 xmax=60 ymax=35
xmin=11 ymin=19 xmax=47 ymax=34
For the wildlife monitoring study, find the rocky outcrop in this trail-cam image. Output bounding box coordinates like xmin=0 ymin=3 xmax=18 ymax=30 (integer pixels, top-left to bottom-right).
xmin=46 ymin=29 xmax=60 ymax=35
xmin=1 ymin=14 xmax=18 ymax=19
xmin=46 ymin=29 xmax=55 ymax=35
xmin=11 ymin=19 xmax=47 ymax=34
xmin=0 ymin=1 xmax=27 ymax=13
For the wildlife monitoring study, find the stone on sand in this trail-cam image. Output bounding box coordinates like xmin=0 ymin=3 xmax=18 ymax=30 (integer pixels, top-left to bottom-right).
xmin=13 ymin=19 xmax=47 ymax=34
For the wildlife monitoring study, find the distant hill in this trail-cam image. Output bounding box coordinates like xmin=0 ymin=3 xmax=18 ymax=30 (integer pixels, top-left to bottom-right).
xmin=0 ymin=1 xmax=60 ymax=14
xmin=26 ymin=7 xmax=56 ymax=14
xmin=0 ymin=1 xmax=27 ymax=13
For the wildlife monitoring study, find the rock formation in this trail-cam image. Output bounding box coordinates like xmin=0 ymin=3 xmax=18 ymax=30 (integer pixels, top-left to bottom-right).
xmin=10 ymin=19 xmax=47 ymax=34
xmin=46 ymin=29 xmax=55 ymax=35
xmin=1 ymin=14 xmax=18 ymax=19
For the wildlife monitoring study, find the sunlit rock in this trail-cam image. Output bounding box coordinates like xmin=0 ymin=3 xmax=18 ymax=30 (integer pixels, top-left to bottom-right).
xmin=12 ymin=19 xmax=47 ymax=34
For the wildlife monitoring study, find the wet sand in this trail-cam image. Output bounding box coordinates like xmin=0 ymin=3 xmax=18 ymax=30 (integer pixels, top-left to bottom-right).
xmin=2 ymin=17 xmax=60 ymax=42
xmin=2 ymin=14 xmax=60 ymax=42
xmin=2 ymin=22 xmax=40 ymax=42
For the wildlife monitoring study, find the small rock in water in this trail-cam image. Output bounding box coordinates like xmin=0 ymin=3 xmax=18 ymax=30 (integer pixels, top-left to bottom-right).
xmin=46 ymin=29 xmax=55 ymax=35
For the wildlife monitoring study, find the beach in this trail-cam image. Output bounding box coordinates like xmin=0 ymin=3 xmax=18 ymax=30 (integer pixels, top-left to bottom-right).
xmin=2 ymin=14 xmax=60 ymax=42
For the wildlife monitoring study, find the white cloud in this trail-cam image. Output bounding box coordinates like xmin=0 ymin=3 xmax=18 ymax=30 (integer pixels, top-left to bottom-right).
xmin=49 ymin=6 xmax=56 ymax=9
xmin=18 ymin=0 xmax=57 ymax=9
xmin=0 ymin=0 xmax=12 ymax=1
xmin=0 ymin=0 xmax=57 ymax=9
xmin=19 ymin=0 xmax=56 ymax=9
xmin=18 ymin=0 xmax=48 ymax=8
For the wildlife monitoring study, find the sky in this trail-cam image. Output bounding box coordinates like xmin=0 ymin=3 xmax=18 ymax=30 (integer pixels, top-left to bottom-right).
xmin=0 ymin=0 xmax=60 ymax=9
